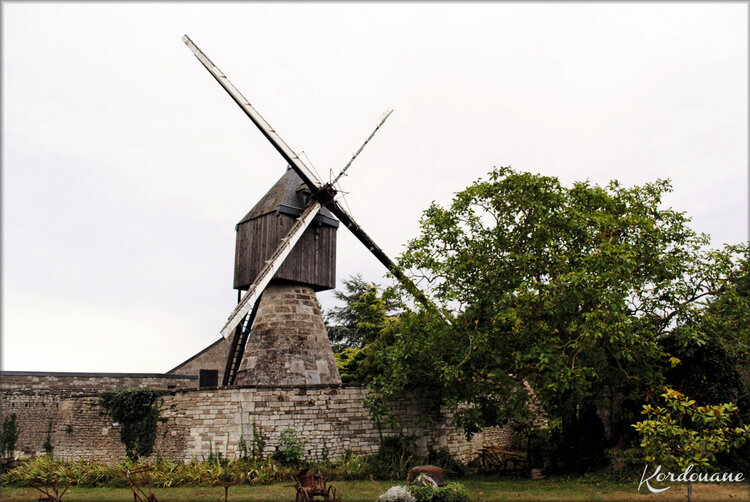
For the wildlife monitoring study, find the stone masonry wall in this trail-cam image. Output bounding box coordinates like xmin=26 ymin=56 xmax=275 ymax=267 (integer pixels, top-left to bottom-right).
xmin=0 ymin=384 xmax=475 ymax=463
xmin=167 ymin=338 xmax=231 ymax=385
xmin=0 ymin=372 xmax=197 ymax=392
xmin=167 ymin=385 xmax=471 ymax=462
xmin=0 ymin=390 xmax=186 ymax=460
xmin=236 ymin=284 xmax=341 ymax=386
xmin=467 ymin=426 xmax=514 ymax=452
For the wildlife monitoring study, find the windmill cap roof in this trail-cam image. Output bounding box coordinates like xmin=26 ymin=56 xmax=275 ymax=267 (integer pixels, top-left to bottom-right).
xmin=237 ymin=167 xmax=339 ymax=227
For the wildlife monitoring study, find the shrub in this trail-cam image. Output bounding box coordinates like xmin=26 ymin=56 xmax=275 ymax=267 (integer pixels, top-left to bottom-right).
xmin=251 ymin=421 xmax=266 ymax=460
xmin=328 ymin=451 xmax=370 ymax=480
xmin=3 ymin=455 xmax=75 ymax=500
xmin=409 ymin=482 xmax=470 ymax=502
xmin=1 ymin=414 xmax=19 ymax=458
xmin=633 ymin=387 xmax=750 ymax=502
xmin=237 ymin=435 xmax=248 ymax=460
xmin=370 ymin=434 xmax=419 ymax=479
xmin=633 ymin=387 xmax=750 ymax=472
xmin=271 ymin=427 xmax=307 ymax=466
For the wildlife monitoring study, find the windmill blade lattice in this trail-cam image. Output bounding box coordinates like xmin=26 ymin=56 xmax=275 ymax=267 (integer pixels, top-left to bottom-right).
xmin=182 ymin=36 xmax=445 ymax=374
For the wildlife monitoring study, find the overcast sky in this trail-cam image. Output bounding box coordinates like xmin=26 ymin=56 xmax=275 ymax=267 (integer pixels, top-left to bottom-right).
xmin=3 ymin=2 xmax=747 ymax=373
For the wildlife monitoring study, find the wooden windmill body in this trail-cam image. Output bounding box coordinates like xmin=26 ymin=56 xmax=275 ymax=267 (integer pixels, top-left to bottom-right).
xmin=233 ymin=169 xmax=341 ymax=386
xmin=182 ymin=35 xmax=439 ymax=387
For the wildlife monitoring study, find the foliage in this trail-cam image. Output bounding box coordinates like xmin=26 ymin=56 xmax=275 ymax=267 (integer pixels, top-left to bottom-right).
xmin=326 ymin=274 xmax=397 ymax=353
xmin=326 ymin=274 xmax=405 ymax=383
xmin=3 ymin=454 xmax=74 ymax=500
xmin=251 ymin=421 xmax=266 ymax=461
xmin=99 ymin=388 xmax=166 ymax=461
xmin=2 ymin=444 xmax=468 ymax=491
xmin=632 ymin=387 xmax=750 ymax=472
xmin=663 ymin=338 xmax=750 ymax=420
xmin=237 ymin=435 xmax=248 ymax=460
xmin=682 ymin=245 xmax=750 ymax=375
xmin=368 ymin=434 xmax=419 ymax=479
xmin=328 ymin=451 xmax=370 ymax=480
xmin=335 ymin=346 xmax=370 ymax=383
xmin=370 ymin=166 xmax=747 ymax=470
xmin=204 ymin=440 xmax=226 ymax=465
xmin=409 ymin=482 xmax=470 ymax=502
xmin=1 ymin=456 xmax=368 ymax=488
xmin=661 ymin=250 xmax=750 ymax=471
xmin=4 ymin=457 xmax=278 ymax=488
xmin=1 ymin=414 xmax=19 ymax=458
xmin=271 ymin=427 xmax=307 ymax=466
xmin=43 ymin=420 xmax=53 ymax=455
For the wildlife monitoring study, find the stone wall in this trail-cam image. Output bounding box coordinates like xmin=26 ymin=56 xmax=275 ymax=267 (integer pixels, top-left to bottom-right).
xmin=167 ymin=384 xmax=470 ymax=462
xmin=0 ymin=384 xmax=474 ymax=463
xmin=0 ymin=389 xmax=186 ymax=460
xmin=0 ymin=372 xmax=197 ymax=392
xmin=467 ymin=426 xmax=514 ymax=452
xmin=167 ymin=338 xmax=231 ymax=385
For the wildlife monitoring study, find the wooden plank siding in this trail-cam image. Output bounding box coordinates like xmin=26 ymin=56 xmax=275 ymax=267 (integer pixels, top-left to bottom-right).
xmin=234 ymin=212 xmax=337 ymax=292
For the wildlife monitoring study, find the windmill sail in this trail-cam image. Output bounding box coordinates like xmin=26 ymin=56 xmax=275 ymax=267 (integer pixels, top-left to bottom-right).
xmin=321 ymin=200 xmax=435 ymax=310
xmin=182 ymin=35 xmax=321 ymax=191
xmin=183 ymin=35 xmax=444 ymax=330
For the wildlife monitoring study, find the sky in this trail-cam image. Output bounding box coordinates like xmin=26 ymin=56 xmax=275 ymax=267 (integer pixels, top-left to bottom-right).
xmin=2 ymin=2 xmax=747 ymax=373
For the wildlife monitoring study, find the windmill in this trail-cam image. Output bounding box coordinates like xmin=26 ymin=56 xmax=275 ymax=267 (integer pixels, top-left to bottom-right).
xmin=183 ymin=35 xmax=436 ymax=387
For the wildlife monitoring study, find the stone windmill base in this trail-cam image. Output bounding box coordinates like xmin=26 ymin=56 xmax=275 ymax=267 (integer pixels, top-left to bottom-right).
xmin=234 ymin=282 xmax=341 ymax=386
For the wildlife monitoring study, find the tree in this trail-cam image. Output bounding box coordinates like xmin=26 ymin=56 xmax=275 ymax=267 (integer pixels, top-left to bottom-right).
xmin=325 ymin=274 xmax=398 ymax=352
xmin=370 ymin=166 xmax=746 ymax=471
xmin=633 ymin=387 xmax=750 ymax=501
xmin=325 ymin=275 xmax=400 ymax=383
xmin=662 ymin=247 xmax=750 ymax=471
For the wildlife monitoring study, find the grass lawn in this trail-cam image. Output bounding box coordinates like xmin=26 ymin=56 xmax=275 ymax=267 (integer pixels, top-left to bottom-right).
xmin=1 ymin=477 xmax=748 ymax=501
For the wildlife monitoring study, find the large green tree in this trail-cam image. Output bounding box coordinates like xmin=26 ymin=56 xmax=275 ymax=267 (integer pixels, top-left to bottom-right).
xmin=370 ymin=166 xmax=747 ymax=470
xmin=325 ymin=274 xmax=397 ymax=352
xmin=662 ymin=248 xmax=750 ymax=470
xmin=325 ymin=275 xmax=398 ymax=382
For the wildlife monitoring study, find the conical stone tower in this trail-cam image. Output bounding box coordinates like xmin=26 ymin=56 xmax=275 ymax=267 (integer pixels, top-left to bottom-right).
xmin=234 ymin=283 xmax=340 ymax=385
xmin=232 ymin=167 xmax=341 ymax=386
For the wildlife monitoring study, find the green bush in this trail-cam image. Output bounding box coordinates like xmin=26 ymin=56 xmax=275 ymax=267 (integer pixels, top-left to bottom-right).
xmin=325 ymin=451 xmax=372 ymax=480
xmin=369 ymin=434 xmax=419 ymax=479
xmin=409 ymin=482 xmax=470 ymax=502
xmin=271 ymin=427 xmax=307 ymax=466
xmin=2 ymin=446 xmax=466 ymax=488
xmin=251 ymin=421 xmax=266 ymax=460
xmin=1 ymin=414 xmax=19 ymax=458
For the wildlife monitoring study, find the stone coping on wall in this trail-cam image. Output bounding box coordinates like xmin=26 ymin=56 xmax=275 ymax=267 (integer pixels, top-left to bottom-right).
xmin=191 ymin=382 xmax=362 ymax=391
xmin=160 ymin=382 xmax=365 ymax=396
xmin=0 ymin=371 xmax=197 ymax=379
xmin=0 ymin=381 xmax=365 ymax=397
